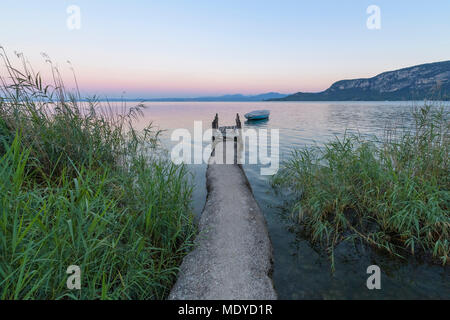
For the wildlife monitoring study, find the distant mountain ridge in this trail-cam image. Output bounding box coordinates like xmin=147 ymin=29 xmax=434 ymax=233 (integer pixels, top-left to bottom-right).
xmin=144 ymin=92 xmax=288 ymax=102
xmin=271 ymin=61 xmax=450 ymax=101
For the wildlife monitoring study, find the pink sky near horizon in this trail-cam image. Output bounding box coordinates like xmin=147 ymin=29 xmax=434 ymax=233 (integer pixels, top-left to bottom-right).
xmin=1 ymin=1 xmax=449 ymax=98
xmin=10 ymin=53 xmax=343 ymax=97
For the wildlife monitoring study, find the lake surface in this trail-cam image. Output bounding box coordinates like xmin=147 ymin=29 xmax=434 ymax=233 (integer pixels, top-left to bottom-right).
xmin=132 ymin=101 xmax=449 ymax=299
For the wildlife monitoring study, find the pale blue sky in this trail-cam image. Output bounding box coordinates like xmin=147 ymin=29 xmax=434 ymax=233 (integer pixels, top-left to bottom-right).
xmin=1 ymin=0 xmax=449 ymax=98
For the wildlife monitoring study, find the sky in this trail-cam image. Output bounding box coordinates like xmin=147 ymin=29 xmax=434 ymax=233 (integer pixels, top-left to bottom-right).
xmin=1 ymin=0 xmax=450 ymax=98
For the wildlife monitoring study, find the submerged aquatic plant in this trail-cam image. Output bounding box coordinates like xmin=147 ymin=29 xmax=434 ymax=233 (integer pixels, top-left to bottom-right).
xmin=273 ymin=104 xmax=449 ymax=269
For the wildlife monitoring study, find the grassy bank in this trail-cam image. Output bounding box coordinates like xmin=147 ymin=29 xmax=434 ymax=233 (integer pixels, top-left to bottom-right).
xmin=273 ymin=105 xmax=449 ymax=269
xmin=0 ymin=49 xmax=195 ymax=299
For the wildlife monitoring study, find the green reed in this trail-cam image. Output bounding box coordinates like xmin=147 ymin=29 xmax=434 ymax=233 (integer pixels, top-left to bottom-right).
xmin=273 ymin=104 xmax=449 ymax=269
xmin=0 ymin=48 xmax=195 ymax=299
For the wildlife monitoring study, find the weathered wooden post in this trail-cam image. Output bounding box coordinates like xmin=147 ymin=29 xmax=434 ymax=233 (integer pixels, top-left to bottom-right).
xmin=212 ymin=113 xmax=218 ymax=129
xmin=234 ymin=114 xmax=240 ymax=164
xmin=212 ymin=113 xmax=218 ymax=142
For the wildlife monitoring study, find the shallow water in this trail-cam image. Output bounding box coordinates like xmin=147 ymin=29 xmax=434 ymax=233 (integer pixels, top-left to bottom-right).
xmin=132 ymin=101 xmax=449 ymax=299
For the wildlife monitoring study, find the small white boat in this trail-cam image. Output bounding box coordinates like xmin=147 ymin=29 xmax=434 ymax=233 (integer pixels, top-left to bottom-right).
xmin=244 ymin=110 xmax=270 ymax=120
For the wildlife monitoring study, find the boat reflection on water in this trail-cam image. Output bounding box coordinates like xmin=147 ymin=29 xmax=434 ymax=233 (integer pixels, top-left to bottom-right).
xmin=244 ymin=118 xmax=269 ymax=126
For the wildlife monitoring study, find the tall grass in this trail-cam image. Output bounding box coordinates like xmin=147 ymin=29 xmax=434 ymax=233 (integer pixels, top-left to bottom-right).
xmin=273 ymin=105 xmax=449 ymax=269
xmin=0 ymin=48 xmax=195 ymax=299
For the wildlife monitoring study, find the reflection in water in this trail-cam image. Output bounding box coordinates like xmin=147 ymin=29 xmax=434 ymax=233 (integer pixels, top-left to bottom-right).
xmin=130 ymin=101 xmax=449 ymax=299
xmin=244 ymin=118 xmax=270 ymax=126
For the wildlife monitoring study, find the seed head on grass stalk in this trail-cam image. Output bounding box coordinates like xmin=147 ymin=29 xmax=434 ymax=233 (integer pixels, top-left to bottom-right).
xmin=0 ymin=48 xmax=196 ymax=299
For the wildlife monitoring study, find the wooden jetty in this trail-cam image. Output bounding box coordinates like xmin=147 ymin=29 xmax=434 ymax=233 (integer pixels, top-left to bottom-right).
xmin=211 ymin=113 xmax=242 ymax=165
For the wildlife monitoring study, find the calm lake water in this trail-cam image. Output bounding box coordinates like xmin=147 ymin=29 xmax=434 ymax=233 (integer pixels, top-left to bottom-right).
xmin=133 ymin=101 xmax=449 ymax=299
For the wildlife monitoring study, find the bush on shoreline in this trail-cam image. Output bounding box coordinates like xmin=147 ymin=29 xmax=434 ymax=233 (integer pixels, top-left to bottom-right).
xmin=273 ymin=105 xmax=449 ymax=269
xmin=0 ymin=49 xmax=195 ymax=299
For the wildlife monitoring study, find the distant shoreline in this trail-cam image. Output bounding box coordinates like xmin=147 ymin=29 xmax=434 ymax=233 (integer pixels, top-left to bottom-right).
xmin=92 ymin=99 xmax=450 ymax=103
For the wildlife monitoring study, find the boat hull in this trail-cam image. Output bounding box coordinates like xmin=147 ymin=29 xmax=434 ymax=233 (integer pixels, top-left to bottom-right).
xmin=244 ymin=110 xmax=270 ymax=120
xmin=246 ymin=115 xmax=269 ymax=120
